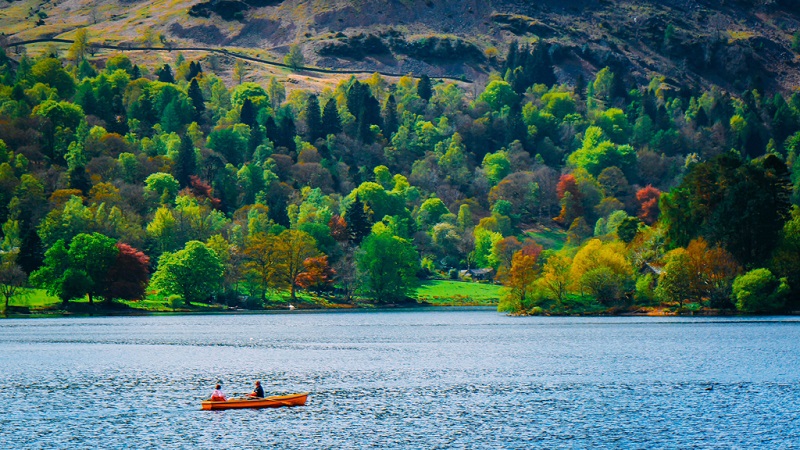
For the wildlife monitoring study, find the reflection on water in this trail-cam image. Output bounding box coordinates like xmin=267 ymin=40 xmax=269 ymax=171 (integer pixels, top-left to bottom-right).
xmin=1 ymin=310 xmax=799 ymax=448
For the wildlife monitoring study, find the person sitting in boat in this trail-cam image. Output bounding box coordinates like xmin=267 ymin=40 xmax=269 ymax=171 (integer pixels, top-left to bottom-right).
xmin=210 ymin=384 xmax=227 ymax=401
xmin=247 ymin=380 xmax=265 ymax=399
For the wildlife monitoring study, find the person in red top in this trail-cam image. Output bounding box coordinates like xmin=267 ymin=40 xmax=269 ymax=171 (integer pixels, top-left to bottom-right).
xmin=210 ymin=384 xmax=227 ymax=401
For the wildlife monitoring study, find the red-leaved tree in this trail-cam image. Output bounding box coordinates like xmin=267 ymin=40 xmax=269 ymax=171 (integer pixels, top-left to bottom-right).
xmin=636 ymin=185 xmax=662 ymax=225
xmin=328 ymin=215 xmax=349 ymax=242
xmin=295 ymin=256 xmax=336 ymax=294
xmin=554 ymin=174 xmax=584 ymax=225
xmin=103 ymin=243 xmax=150 ymax=302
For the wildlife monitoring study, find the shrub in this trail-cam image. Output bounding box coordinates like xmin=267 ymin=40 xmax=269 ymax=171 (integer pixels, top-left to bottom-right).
xmin=731 ymin=268 xmax=789 ymax=313
xmin=167 ymin=295 xmax=183 ymax=311
xmin=634 ymin=273 xmax=656 ymax=305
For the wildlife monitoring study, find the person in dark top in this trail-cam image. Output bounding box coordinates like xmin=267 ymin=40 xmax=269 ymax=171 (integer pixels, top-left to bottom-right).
xmin=247 ymin=380 xmax=265 ymax=399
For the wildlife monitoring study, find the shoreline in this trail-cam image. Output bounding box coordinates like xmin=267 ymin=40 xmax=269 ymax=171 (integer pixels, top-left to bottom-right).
xmin=4 ymin=304 xmax=799 ymax=319
xmin=0 ymin=302 xmax=502 ymax=319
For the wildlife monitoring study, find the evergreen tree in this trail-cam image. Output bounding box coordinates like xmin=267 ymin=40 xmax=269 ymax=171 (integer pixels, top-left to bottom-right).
xmin=305 ymin=94 xmax=323 ymax=141
xmin=383 ymin=94 xmax=398 ymax=137
xmin=156 ymin=64 xmax=174 ymax=83
xmin=131 ymin=65 xmax=141 ymax=80
xmin=240 ymin=98 xmax=257 ymax=128
xmin=279 ymin=113 xmax=296 ymax=151
xmin=77 ymin=59 xmax=96 ymax=79
xmin=346 ymin=81 xmax=367 ymax=118
xmin=265 ymin=116 xmax=279 ymax=145
xmin=187 ymin=78 xmax=205 ymax=123
xmin=322 ymin=98 xmax=342 ymax=136
xmin=347 ymin=81 xmax=382 ymax=142
xmin=345 ymin=195 xmax=372 ymax=245
xmin=248 ymin=124 xmax=265 ymax=155
xmin=175 ymin=134 xmax=197 ymax=188
xmin=417 ymin=74 xmax=432 ymax=102
xmin=185 ymin=61 xmax=202 ymax=81
xmin=68 ymin=164 xmax=91 ymax=195
xmin=503 ymin=42 xmax=519 ymax=74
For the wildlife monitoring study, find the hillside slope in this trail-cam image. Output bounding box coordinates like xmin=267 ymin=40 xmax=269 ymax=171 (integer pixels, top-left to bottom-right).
xmin=1 ymin=0 xmax=799 ymax=92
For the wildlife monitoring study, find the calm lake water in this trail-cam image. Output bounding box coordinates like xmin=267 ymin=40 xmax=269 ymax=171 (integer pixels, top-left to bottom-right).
xmin=1 ymin=309 xmax=799 ymax=449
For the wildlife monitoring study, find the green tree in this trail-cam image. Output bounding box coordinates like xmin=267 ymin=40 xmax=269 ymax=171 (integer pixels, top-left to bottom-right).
xmin=357 ymin=230 xmax=419 ymax=303
xmin=31 ymin=58 xmax=75 ymax=98
xmin=150 ymin=241 xmax=223 ymax=304
xmin=322 ymin=98 xmax=342 ymax=136
xmin=417 ymin=197 xmax=449 ymax=228
xmin=616 ymin=217 xmax=641 ymax=244
xmin=482 ymin=150 xmax=512 ymax=186
xmin=67 ymin=28 xmax=90 ymax=64
xmin=417 ymin=74 xmax=432 ymax=102
xmin=477 ymin=80 xmax=518 ymax=111
xmin=207 ymin=126 xmax=248 ymax=166
xmin=305 ymin=94 xmax=323 ymax=141
xmin=284 ymin=44 xmax=305 ymax=71
xmin=187 ymin=78 xmax=205 ymax=122
xmin=0 ymin=254 xmax=26 ymax=315
xmin=345 ymin=194 xmax=373 ymax=244
xmin=30 ymin=233 xmax=118 ymax=306
xmin=656 ymin=248 xmax=693 ymax=309
xmin=732 ymin=268 xmax=789 ymax=313
xmin=145 ymin=172 xmax=181 ymax=205
xmin=382 ymin=94 xmax=399 ymax=137
xmin=174 ymin=134 xmax=197 ymax=188
xmin=660 ymin=152 xmax=792 ymax=266
xmin=593 ymin=67 xmax=615 ymax=103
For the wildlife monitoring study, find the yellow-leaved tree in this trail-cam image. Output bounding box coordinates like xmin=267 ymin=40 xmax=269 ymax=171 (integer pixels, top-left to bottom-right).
xmin=569 ymin=239 xmax=633 ymax=306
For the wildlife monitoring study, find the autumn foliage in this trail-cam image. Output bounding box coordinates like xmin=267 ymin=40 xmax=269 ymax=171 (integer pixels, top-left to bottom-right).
xmin=636 ymin=185 xmax=661 ymax=225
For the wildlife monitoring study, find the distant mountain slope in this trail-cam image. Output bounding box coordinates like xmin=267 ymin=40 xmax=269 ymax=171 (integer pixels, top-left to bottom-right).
xmin=2 ymin=0 xmax=798 ymax=92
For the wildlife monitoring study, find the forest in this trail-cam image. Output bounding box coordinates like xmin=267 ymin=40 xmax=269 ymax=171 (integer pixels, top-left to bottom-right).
xmin=0 ymin=36 xmax=799 ymax=315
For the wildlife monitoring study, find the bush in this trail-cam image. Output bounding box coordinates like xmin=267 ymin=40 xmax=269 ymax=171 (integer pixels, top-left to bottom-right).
xmin=167 ymin=295 xmax=183 ymax=311
xmin=244 ymin=295 xmax=263 ymax=309
xmin=634 ymin=273 xmax=656 ymax=305
xmin=792 ymin=32 xmax=800 ymax=52
xmin=731 ymin=268 xmax=789 ymax=313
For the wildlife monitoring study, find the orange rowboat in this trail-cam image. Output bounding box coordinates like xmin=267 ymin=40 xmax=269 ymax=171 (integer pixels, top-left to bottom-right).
xmin=201 ymin=392 xmax=309 ymax=410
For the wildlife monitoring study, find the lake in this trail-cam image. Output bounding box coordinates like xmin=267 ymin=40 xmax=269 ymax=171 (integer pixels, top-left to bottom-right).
xmin=1 ymin=309 xmax=799 ymax=448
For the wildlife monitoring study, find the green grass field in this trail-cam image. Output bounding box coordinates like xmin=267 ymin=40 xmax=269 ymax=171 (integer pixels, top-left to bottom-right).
xmin=416 ymin=280 xmax=503 ymax=306
xmin=3 ymin=289 xmax=61 ymax=309
xmin=525 ymin=226 xmax=568 ymax=251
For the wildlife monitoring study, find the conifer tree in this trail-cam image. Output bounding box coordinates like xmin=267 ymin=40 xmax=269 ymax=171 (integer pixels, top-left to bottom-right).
xmin=345 ymin=195 xmax=372 ymax=245
xmin=156 ymin=64 xmax=174 ymax=83
xmin=305 ymin=94 xmax=323 ymax=141
xmin=185 ymin=61 xmax=202 ymax=81
xmin=383 ymin=94 xmax=398 ymax=137
xmin=187 ymin=78 xmax=205 ymax=123
xmin=265 ymin=116 xmax=279 ymax=145
xmin=240 ymin=98 xmax=256 ymax=128
xmin=279 ymin=113 xmax=296 ymax=151
xmin=417 ymin=74 xmax=432 ymax=102
xmin=322 ymin=98 xmax=342 ymax=136
xmin=175 ymin=134 xmax=197 ymax=188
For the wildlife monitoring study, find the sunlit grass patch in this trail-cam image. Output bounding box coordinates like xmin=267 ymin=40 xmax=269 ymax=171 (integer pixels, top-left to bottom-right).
xmin=416 ymin=280 xmax=502 ymax=306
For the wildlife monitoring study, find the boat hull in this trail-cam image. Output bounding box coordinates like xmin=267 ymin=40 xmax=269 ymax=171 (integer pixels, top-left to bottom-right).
xmin=201 ymin=392 xmax=309 ymax=410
